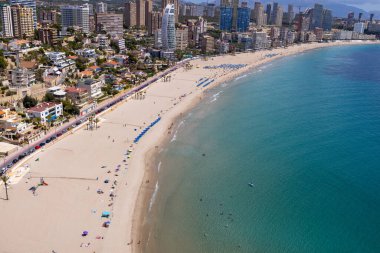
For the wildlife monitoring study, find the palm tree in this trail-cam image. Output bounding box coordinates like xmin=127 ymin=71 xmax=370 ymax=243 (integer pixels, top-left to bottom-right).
xmin=94 ymin=118 xmax=100 ymax=129
xmin=1 ymin=175 xmax=9 ymax=200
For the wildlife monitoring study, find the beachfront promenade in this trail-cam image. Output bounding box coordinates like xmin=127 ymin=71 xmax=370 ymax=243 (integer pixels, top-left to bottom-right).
xmin=1 ymin=59 xmax=190 ymax=175
xmin=0 ymin=41 xmax=378 ymax=253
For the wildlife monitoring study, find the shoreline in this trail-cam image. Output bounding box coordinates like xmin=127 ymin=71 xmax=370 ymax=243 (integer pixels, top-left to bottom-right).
xmin=131 ymin=40 xmax=380 ymax=253
xmin=0 ymin=40 xmax=378 ymax=253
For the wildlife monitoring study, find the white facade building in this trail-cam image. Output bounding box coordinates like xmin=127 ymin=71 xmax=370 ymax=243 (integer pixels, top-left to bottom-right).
xmin=77 ymin=78 xmax=104 ymax=98
xmin=154 ymin=29 xmax=162 ymax=48
xmin=333 ymin=30 xmax=353 ymax=40
xmin=161 ymin=4 xmax=176 ymax=51
xmin=75 ymin=48 xmax=97 ymax=58
xmin=61 ymin=5 xmax=90 ymax=34
xmin=46 ymin=52 xmax=66 ymax=62
xmin=353 ymin=22 xmax=365 ymax=34
xmin=9 ymin=68 xmax=35 ymax=88
xmin=0 ymin=5 xmax=14 ymax=37
xmin=96 ymin=2 xmax=107 ymax=13
xmin=252 ymin=31 xmax=269 ymax=50
xmin=27 ymin=102 xmax=63 ymax=123
xmin=98 ymin=35 xmax=109 ymax=48
xmin=116 ymin=38 xmax=125 ymax=51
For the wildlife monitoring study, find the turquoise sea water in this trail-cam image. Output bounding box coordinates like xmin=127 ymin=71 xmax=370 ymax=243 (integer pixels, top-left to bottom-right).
xmin=143 ymin=45 xmax=380 ymax=253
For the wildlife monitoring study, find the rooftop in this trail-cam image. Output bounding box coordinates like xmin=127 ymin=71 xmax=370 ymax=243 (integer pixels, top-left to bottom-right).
xmin=20 ymin=60 xmax=38 ymax=69
xmin=65 ymin=87 xmax=87 ymax=94
xmin=88 ymin=65 xmax=101 ymax=70
xmin=28 ymin=102 xmax=61 ymax=113
xmin=79 ymin=70 xmax=93 ymax=77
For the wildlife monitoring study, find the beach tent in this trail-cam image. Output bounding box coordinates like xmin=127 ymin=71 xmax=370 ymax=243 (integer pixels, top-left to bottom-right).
xmin=101 ymin=211 xmax=110 ymax=218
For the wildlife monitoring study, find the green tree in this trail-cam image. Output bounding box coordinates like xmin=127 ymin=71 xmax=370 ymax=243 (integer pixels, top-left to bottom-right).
xmin=96 ymin=57 xmax=106 ymax=66
xmin=124 ymin=36 xmax=137 ymax=50
xmin=175 ymin=49 xmax=185 ymax=60
xmin=43 ymin=92 xmax=56 ymax=102
xmin=110 ymin=41 xmax=120 ymax=54
xmin=62 ymin=99 xmax=80 ymax=116
xmin=0 ymin=50 xmax=7 ymax=71
xmin=75 ymin=57 xmax=88 ymax=71
xmin=127 ymin=53 xmax=138 ymax=64
xmin=23 ymin=95 xmax=38 ymax=108
xmin=0 ymin=56 xmax=7 ymax=71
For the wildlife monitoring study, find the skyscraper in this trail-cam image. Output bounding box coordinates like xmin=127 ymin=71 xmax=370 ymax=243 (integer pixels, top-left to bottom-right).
xmin=231 ymin=0 xmax=239 ymax=31
xmin=220 ymin=6 xmax=233 ymax=32
xmin=358 ymin=13 xmax=363 ymax=22
xmin=96 ymin=2 xmax=107 ymax=14
xmin=253 ymin=2 xmax=264 ymax=26
xmin=95 ymin=13 xmax=123 ymax=35
xmin=145 ymin=0 xmax=153 ymax=28
xmin=270 ymin=2 xmax=278 ymax=25
xmin=0 ymin=4 xmax=13 ymax=37
xmin=148 ymin=11 xmax=161 ymax=35
xmin=220 ymin=0 xmax=230 ymax=7
xmin=61 ymin=5 xmax=90 ymax=33
xmin=288 ymin=4 xmax=294 ymax=24
xmin=322 ymin=9 xmax=332 ymax=31
xmin=310 ymin=3 xmax=323 ymax=29
xmin=11 ymin=4 xmax=34 ymax=38
xmin=162 ymin=4 xmax=176 ymax=51
xmin=347 ymin=11 xmax=355 ymax=28
xmin=266 ymin=4 xmax=271 ymax=24
xmin=162 ymin=0 xmax=178 ymax=22
xmin=273 ymin=4 xmax=283 ymax=26
xmin=124 ymin=2 xmax=136 ymax=28
xmin=237 ymin=6 xmax=250 ymax=32
xmin=295 ymin=11 xmax=310 ymax=32
xmin=8 ymin=0 xmax=37 ymax=28
xmin=136 ymin=0 xmax=146 ymax=28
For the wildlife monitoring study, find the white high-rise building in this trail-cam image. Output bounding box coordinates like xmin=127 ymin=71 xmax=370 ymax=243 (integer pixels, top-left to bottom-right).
xmin=353 ymin=22 xmax=365 ymax=34
xmin=96 ymin=2 xmax=107 ymax=13
xmin=161 ymin=4 xmax=176 ymax=51
xmin=61 ymin=5 xmax=90 ymax=33
xmin=0 ymin=4 xmax=13 ymax=37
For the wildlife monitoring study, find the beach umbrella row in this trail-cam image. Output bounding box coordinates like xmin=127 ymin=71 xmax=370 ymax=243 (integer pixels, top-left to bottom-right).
xmin=265 ymin=53 xmax=278 ymax=58
xmin=204 ymin=64 xmax=247 ymax=70
xmin=202 ymin=79 xmax=214 ymax=88
xmin=134 ymin=117 xmax=162 ymax=144
xmin=196 ymin=78 xmax=209 ymax=87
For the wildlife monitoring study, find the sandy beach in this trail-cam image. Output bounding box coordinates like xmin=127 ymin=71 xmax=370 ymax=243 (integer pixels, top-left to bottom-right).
xmin=0 ymin=40 xmax=378 ymax=253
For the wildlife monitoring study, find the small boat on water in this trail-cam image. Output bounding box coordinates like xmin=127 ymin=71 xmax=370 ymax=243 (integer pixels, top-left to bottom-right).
xmin=248 ymin=183 xmax=254 ymax=187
